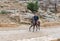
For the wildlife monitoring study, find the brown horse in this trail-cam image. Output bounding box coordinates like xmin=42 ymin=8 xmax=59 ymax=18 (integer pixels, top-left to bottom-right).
xmin=36 ymin=21 xmax=40 ymax=31
xmin=29 ymin=20 xmax=40 ymax=32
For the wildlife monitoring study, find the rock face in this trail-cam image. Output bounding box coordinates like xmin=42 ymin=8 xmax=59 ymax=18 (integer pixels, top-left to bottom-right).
xmin=0 ymin=14 xmax=18 ymax=27
xmin=0 ymin=0 xmax=60 ymax=23
xmin=39 ymin=9 xmax=60 ymax=22
xmin=39 ymin=0 xmax=60 ymax=13
xmin=0 ymin=14 xmax=15 ymax=24
xmin=20 ymin=13 xmax=34 ymax=23
xmin=9 ymin=13 xmax=21 ymax=24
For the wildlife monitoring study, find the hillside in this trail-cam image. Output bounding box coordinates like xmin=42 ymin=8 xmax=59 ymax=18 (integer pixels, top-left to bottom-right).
xmin=0 ymin=14 xmax=18 ymax=27
xmin=0 ymin=0 xmax=60 ymax=27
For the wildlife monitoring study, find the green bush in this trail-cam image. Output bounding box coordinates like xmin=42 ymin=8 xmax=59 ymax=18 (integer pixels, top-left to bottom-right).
xmin=0 ymin=10 xmax=8 ymax=14
xmin=27 ymin=0 xmax=39 ymax=13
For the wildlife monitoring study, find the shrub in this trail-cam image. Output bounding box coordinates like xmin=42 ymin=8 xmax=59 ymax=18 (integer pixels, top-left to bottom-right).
xmin=27 ymin=0 xmax=39 ymax=13
xmin=0 ymin=10 xmax=8 ymax=14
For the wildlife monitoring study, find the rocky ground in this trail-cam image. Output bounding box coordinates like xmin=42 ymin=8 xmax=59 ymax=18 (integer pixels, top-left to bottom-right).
xmin=0 ymin=24 xmax=60 ymax=41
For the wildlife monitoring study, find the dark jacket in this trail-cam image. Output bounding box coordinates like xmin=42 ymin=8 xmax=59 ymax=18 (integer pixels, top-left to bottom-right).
xmin=33 ymin=15 xmax=39 ymax=21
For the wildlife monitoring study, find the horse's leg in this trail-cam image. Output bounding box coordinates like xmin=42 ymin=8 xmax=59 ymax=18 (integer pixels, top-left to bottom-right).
xmin=38 ymin=24 xmax=40 ymax=31
xmin=29 ymin=25 xmax=33 ymax=31
xmin=36 ymin=21 xmax=40 ymax=31
xmin=36 ymin=25 xmax=38 ymax=31
xmin=36 ymin=24 xmax=40 ymax=31
xmin=38 ymin=26 xmax=40 ymax=31
xmin=33 ymin=25 xmax=35 ymax=32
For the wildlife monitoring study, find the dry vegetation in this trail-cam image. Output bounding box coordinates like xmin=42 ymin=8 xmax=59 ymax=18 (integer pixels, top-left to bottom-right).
xmin=51 ymin=39 xmax=60 ymax=41
xmin=41 ymin=22 xmax=60 ymax=27
xmin=0 ymin=24 xmax=18 ymax=27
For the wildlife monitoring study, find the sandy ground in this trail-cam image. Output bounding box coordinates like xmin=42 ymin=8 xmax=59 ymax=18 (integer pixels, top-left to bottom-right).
xmin=0 ymin=25 xmax=60 ymax=41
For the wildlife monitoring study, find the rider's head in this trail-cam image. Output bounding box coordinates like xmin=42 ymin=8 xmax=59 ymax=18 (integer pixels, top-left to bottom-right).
xmin=33 ymin=11 xmax=38 ymax=16
xmin=34 ymin=13 xmax=38 ymax=16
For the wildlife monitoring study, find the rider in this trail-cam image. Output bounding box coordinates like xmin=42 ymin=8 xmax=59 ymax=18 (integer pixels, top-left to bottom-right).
xmin=29 ymin=12 xmax=39 ymax=31
xmin=33 ymin=13 xmax=39 ymax=25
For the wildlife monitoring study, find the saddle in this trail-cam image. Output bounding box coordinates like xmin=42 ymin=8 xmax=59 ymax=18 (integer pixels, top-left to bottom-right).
xmin=31 ymin=19 xmax=40 ymax=26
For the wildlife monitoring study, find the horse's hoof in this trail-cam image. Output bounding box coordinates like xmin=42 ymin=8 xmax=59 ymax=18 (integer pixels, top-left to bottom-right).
xmin=36 ymin=29 xmax=37 ymax=31
xmin=32 ymin=30 xmax=34 ymax=32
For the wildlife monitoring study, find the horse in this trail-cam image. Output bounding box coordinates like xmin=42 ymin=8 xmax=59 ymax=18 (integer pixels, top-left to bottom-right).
xmin=29 ymin=19 xmax=40 ymax=32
